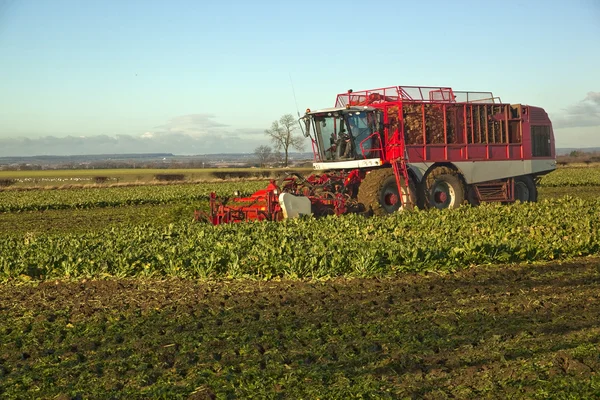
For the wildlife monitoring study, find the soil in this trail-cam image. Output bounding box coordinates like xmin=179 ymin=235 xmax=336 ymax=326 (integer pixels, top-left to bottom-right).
xmin=1 ymin=258 xmax=599 ymax=398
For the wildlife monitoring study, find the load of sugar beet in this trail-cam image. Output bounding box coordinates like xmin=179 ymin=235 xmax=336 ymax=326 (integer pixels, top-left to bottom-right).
xmin=401 ymin=103 xmax=446 ymax=144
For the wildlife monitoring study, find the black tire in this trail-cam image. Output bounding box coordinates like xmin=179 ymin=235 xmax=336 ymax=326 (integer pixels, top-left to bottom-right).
xmin=514 ymin=175 xmax=537 ymax=202
xmin=357 ymin=168 xmax=416 ymax=215
xmin=466 ymin=185 xmax=481 ymax=206
xmin=424 ymin=167 xmax=465 ymax=209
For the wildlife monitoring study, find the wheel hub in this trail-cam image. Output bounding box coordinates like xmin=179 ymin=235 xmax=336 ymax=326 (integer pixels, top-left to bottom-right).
xmin=384 ymin=192 xmax=398 ymax=206
xmin=431 ymin=181 xmax=454 ymax=209
xmin=434 ymin=191 xmax=447 ymax=203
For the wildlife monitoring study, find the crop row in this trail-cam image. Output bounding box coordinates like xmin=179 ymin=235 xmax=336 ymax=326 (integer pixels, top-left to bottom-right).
xmin=0 ymin=181 xmax=267 ymax=213
xmin=2 ymin=197 xmax=599 ymax=281
xmin=0 ymin=167 xmax=597 ymax=213
xmin=538 ymin=167 xmax=600 ymax=187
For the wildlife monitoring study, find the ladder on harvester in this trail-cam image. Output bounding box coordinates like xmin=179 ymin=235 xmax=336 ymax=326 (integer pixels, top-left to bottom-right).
xmin=388 ymin=124 xmax=414 ymax=209
xmin=391 ymin=152 xmax=416 ymax=209
xmin=391 ymin=156 xmax=414 ymax=209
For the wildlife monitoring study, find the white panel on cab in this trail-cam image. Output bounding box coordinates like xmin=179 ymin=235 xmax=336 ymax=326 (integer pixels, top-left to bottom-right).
xmin=278 ymin=193 xmax=312 ymax=219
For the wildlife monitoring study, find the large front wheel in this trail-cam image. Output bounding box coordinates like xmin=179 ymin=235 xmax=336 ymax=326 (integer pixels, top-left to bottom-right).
xmin=357 ymin=168 xmax=416 ymax=215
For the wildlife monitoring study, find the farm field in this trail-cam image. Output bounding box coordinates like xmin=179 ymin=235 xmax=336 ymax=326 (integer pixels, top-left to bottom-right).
xmin=0 ymin=180 xmax=268 ymax=213
xmin=0 ymin=166 xmax=598 ymax=215
xmin=1 ymin=258 xmax=599 ymax=399
xmin=0 ymin=204 xmax=185 ymax=235
xmin=1 ymin=166 xmax=600 ymax=398
xmin=1 ymin=196 xmax=600 ymax=280
xmin=0 ymin=168 xmax=311 ymax=188
xmin=537 ymin=165 xmax=600 ymax=187
xmin=0 ymin=162 xmax=598 ymax=189
xmin=0 ymin=181 xmax=598 ymax=237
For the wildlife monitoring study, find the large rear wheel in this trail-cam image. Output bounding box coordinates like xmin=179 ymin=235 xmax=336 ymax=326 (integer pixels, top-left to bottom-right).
xmin=424 ymin=167 xmax=465 ymax=209
xmin=514 ymin=175 xmax=537 ymax=202
xmin=357 ymin=168 xmax=416 ymax=215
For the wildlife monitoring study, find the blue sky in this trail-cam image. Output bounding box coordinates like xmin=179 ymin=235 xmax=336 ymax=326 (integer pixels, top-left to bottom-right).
xmin=0 ymin=0 xmax=598 ymax=156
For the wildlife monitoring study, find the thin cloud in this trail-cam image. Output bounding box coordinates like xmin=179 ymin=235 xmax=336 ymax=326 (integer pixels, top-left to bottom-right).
xmin=0 ymin=113 xmax=308 ymax=157
xmin=0 ymin=133 xmax=268 ymax=157
xmin=552 ymin=92 xmax=600 ymax=129
xmin=0 ymin=114 xmax=271 ymax=157
xmin=149 ymin=114 xmax=230 ymax=138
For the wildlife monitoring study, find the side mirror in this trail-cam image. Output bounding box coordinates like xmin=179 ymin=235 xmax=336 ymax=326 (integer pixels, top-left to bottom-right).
xmin=302 ymin=117 xmax=311 ymax=138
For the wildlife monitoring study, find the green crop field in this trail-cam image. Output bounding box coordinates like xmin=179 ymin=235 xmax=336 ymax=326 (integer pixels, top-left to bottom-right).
xmin=1 ymin=198 xmax=599 ymax=281
xmin=538 ymin=166 xmax=600 ymax=187
xmin=1 ymin=166 xmax=600 ymax=398
xmin=1 ymin=258 xmax=599 ymax=399
xmin=0 ymin=180 xmax=267 ymax=213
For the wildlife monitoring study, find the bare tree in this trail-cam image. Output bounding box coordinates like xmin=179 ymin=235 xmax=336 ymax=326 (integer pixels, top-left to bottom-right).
xmin=254 ymin=145 xmax=273 ymax=167
xmin=265 ymin=114 xmax=304 ymax=167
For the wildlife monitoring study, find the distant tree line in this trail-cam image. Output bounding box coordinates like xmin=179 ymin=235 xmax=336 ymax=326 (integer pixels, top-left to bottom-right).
xmin=557 ymin=151 xmax=600 ymax=165
xmin=0 ymin=160 xmax=216 ymax=171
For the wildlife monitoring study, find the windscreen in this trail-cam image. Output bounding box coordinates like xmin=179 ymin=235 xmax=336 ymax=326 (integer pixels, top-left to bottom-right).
xmin=311 ymin=110 xmax=381 ymax=161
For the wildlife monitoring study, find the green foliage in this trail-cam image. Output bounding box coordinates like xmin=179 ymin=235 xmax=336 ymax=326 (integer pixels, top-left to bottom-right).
xmin=569 ymin=150 xmax=583 ymax=158
xmin=2 ymin=198 xmax=599 ymax=281
xmin=1 ymin=260 xmax=600 ymax=399
xmin=539 ymin=167 xmax=600 ymax=187
xmin=0 ymin=181 xmax=268 ymax=213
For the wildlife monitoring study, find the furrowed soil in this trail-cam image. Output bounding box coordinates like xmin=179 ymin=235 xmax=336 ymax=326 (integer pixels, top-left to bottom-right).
xmin=1 ymin=258 xmax=600 ymax=399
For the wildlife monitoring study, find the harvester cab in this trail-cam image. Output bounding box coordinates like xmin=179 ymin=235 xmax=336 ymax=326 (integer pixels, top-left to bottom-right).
xmin=301 ymin=106 xmax=383 ymax=164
